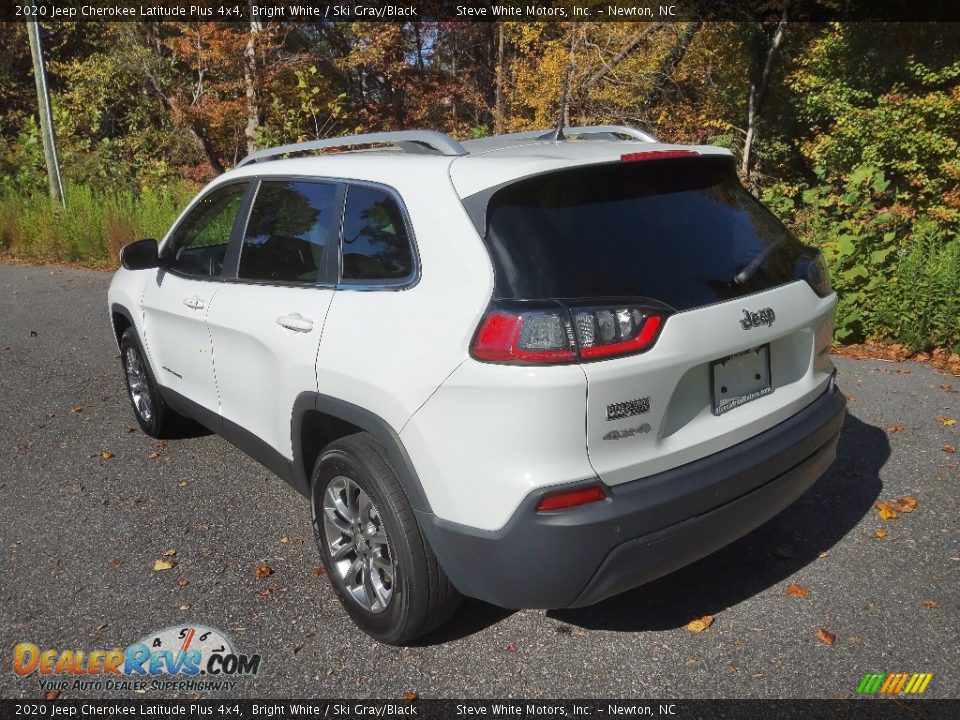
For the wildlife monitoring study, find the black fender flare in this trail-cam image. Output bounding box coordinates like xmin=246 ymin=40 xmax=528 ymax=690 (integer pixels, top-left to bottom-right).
xmin=291 ymin=392 xmax=433 ymax=514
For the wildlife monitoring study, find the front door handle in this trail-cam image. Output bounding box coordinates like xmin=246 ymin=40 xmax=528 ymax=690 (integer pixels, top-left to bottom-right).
xmin=276 ymin=313 xmax=314 ymax=333
xmin=182 ymin=296 xmax=205 ymax=310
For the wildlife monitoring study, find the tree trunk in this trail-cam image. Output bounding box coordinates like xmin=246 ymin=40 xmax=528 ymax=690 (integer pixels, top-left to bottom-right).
xmin=243 ymin=1 xmax=263 ymax=156
xmin=582 ymin=23 xmax=666 ymax=93
xmin=26 ymin=8 xmax=65 ymax=208
xmin=494 ymin=23 xmax=505 ymax=133
xmin=643 ymin=22 xmax=700 ymax=110
xmin=742 ymin=12 xmax=787 ymax=181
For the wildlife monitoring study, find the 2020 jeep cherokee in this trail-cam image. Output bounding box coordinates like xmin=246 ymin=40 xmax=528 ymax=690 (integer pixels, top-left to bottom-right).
xmin=108 ymin=127 xmax=846 ymax=644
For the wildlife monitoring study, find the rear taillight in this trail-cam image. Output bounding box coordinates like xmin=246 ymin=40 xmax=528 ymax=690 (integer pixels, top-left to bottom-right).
xmin=536 ymin=484 xmax=607 ymax=512
xmin=471 ymin=302 xmax=666 ymax=365
xmin=572 ymin=308 xmax=662 ymax=360
xmin=471 ymin=309 xmax=577 ymax=364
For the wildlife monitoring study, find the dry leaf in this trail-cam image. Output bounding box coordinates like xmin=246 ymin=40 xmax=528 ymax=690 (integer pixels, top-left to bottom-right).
xmin=893 ymin=496 xmax=918 ymax=513
xmin=875 ymin=501 xmax=899 ymax=520
xmin=401 ymin=692 xmax=418 ymax=702
xmin=155 ymin=440 xmax=168 ymax=450
xmin=147 ymin=452 xmax=159 ymax=459
xmin=179 ymin=603 xmax=191 ymax=611
xmin=178 ymin=480 xmax=189 ymax=488
xmin=815 ymin=628 xmax=835 ymax=645
xmin=312 ymin=566 xmax=327 ymax=576
xmin=279 ymin=536 xmax=290 ymax=544
xmin=818 ymin=551 xmax=830 ymax=558
xmin=885 ymin=423 xmax=904 ymax=433
xmin=255 ymin=564 xmax=274 ymax=578
xmin=70 ymin=406 xmax=82 ymax=414
xmin=685 ymin=615 xmax=714 ymax=633
xmin=922 ymin=600 xmax=940 ymax=609
xmin=99 ymin=450 xmax=114 ymax=460
xmin=896 ymin=369 xmax=911 ymax=375
xmin=153 ymin=559 xmax=175 ymax=572
xmin=163 ymin=548 xmax=176 ymax=557
xmin=355 ymin=677 xmax=362 ymax=688
xmin=176 ymin=579 xmax=189 ymax=588
xmin=505 ymin=643 xmax=517 ymax=653
xmin=874 ymin=529 xmax=888 ymax=539
xmin=107 ymin=558 xmax=122 ymax=567
xmin=936 ymin=415 xmax=956 ymax=426
xmin=44 ymin=690 xmax=60 ymax=700
xmin=942 ymin=444 xmax=957 ymax=453
xmin=258 ymin=589 xmax=272 ymax=599
xmin=785 ymin=583 xmax=809 ymax=598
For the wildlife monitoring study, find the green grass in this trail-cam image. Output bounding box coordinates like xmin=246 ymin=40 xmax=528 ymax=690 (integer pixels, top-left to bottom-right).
xmin=0 ymin=183 xmax=196 ymax=268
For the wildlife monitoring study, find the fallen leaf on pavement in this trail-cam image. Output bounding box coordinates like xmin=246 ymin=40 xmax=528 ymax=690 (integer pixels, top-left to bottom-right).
xmin=179 ymin=603 xmax=191 ymax=611
xmin=401 ymin=692 xmax=418 ymax=702
xmin=896 ymin=369 xmax=911 ymax=374
xmin=505 ymin=643 xmax=517 ymax=653
xmin=938 ymin=384 xmax=957 ymax=393
xmin=885 ymin=423 xmax=904 ymax=433
xmin=176 ymin=579 xmax=189 ymax=588
xmin=163 ymin=548 xmax=176 ymax=557
xmin=99 ymin=450 xmax=114 ymax=460
xmin=686 ymin=615 xmax=714 ymax=633
xmin=70 ymin=406 xmax=83 ymax=414
xmin=280 ymin=536 xmax=290 ymax=544
xmin=44 ymin=690 xmax=60 ymax=700
xmin=942 ymin=444 xmax=957 ymax=453
xmin=153 ymin=559 xmax=175 ymax=572
xmin=923 ymin=600 xmax=940 ymax=609
xmin=178 ymin=480 xmax=189 ymax=488
xmin=936 ymin=415 xmax=956 ymax=426
xmin=874 ymin=529 xmax=888 ymax=539
xmin=255 ymin=564 xmax=273 ymax=578
xmin=107 ymin=558 xmax=122 ymax=567
xmin=816 ymin=628 xmax=835 ymax=645
xmin=875 ymin=501 xmax=898 ymax=520
xmin=893 ymin=496 xmax=918 ymax=513
xmin=147 ymin=452 xmax=159 ymax=459
xmin=312 ymin=567 xmax=327 ymax=576
xmin=785 ymin=583 xmax=809 ymax=598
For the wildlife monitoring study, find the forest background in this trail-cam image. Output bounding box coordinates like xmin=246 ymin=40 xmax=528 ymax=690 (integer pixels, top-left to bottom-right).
xmin=0 ymin=19 xmax=958 ymax=350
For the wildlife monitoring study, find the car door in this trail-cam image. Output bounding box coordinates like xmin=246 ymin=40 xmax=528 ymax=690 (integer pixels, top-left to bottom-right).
xmin=205 ymin=178 xmax=340 ymax=460
xmin=141 ymin=181 xmax=250 ymax=417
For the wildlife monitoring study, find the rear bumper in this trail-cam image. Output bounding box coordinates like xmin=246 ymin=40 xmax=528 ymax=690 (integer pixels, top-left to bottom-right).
xmin=419 ymin=385 xmax=846 ymax=609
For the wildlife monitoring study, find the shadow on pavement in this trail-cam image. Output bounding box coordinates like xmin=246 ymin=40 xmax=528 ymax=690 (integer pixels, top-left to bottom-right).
xmin=548 ymin=413 xmax=887 ymax=632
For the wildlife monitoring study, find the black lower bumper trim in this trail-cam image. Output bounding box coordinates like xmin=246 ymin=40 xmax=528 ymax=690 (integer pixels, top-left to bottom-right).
xmin=419 ymin=387 xmax=846 ymax=609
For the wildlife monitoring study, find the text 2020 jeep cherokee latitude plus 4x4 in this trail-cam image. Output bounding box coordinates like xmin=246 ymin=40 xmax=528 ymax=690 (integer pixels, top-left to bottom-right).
xmin=108 ymin=127 xmax=845 ymax=644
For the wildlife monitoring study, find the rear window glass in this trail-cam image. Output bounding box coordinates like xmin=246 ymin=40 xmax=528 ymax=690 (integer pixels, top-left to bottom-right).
xmin=341 ymin=186 xmax=413 ymax=282
xmin=239 ymin=180 xmax=338 ymax=283
xmin=484 ymin=156 xmax=808 ymax=311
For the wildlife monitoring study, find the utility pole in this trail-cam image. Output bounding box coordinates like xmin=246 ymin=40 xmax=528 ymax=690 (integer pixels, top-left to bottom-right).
xmin=26 ymin=6 xmax=65 ymax=208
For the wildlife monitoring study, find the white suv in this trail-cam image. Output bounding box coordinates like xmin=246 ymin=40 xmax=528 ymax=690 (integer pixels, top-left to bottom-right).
xmin=108 ymin=127 xmax=846 ymax=644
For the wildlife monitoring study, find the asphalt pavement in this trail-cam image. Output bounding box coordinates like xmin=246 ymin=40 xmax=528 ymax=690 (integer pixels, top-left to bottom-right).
xmin=0 ymin=263 xmax=957 ymax=700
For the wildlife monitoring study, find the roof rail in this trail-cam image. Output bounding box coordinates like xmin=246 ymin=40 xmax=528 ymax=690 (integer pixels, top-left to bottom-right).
xmin=237 ymin=130 xmax=468 ymax=167
xmin=464 ymin=125 xmax=657 ymax=147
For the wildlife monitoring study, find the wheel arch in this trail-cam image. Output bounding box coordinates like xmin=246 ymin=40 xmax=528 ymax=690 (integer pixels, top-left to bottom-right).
xmin=291 ymin=393 xmax=433 ymax=514
xmin=110 ymin=303 xmax=136 ymax=349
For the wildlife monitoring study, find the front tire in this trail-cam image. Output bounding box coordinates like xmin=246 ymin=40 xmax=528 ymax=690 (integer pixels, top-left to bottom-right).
xmin=311 ymin=433 xmax=460 ymax=644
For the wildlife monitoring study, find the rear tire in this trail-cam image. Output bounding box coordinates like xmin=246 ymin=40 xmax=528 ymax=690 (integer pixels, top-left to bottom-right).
xmin=310 ymin=432 xmax=460 ymax=644
xmin=119 ymin=327 xmax=189 ymax=439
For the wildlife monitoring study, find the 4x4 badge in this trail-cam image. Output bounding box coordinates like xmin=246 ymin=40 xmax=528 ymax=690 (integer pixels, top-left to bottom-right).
xmin=740 ymin=307 xmax=776 ymax=330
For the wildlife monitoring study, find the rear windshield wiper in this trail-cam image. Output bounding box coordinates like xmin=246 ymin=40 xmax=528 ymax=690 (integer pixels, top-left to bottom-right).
xmin=733 ymin=237 xmax=788 ymax=285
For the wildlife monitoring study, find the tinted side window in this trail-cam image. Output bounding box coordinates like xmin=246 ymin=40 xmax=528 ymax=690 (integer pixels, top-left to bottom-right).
xmin=239 ymin=181 xmax=338 ymax=283
xmin=167 ymin=183 xmax=247 ymax=277
xmin=341 ymin=186 xmax=413 ymax=282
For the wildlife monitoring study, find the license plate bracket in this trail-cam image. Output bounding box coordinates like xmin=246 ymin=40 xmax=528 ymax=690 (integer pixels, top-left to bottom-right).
xmin=711 ymin=344 xmax=773 ymax=416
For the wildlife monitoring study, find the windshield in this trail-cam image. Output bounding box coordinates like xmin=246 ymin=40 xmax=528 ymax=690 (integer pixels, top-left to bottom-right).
xmin=483 ymin=156 xmax=810 ymax=311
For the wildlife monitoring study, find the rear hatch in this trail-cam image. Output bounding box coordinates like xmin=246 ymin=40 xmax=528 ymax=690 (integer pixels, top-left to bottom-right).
xmin=479 ymin=153 xmax=836 ymax=485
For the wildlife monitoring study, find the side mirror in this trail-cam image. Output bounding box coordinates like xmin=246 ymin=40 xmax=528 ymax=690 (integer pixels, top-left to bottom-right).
xmin=120 ymin=239 xmax=160 ymax=271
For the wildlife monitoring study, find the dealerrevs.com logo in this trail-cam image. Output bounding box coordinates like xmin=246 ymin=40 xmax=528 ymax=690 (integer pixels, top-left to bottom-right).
xmin=13 ymin=625 xmax=261 ymax=693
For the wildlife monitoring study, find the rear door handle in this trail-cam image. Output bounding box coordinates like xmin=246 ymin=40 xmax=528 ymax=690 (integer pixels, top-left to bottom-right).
xmin=276 ymin=313 xmax=314 ymax=333
xmin=182 ymin=296 xmax=205 ymax=310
